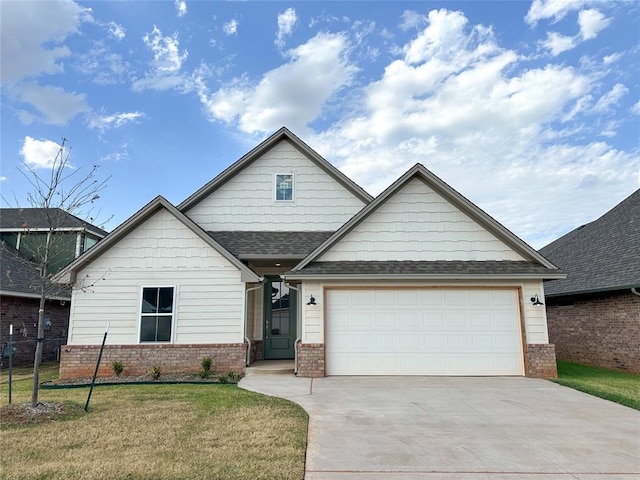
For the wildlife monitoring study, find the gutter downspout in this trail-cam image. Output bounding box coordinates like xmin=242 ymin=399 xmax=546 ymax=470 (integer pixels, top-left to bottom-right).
xmin=245 ymin=281 xmax=264 ymax=367
xmin=284 ymin=279 xmax=301 ymax=375
xmin=631 ymin=287 xmax=640 ymax=297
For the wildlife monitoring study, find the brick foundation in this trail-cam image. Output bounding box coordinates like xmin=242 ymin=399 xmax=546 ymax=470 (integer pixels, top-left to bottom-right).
xmin=526 ymin=343 xmax=557 ymax=379
xmin=59 ymin=343 xmax=247 ymax=380
xmin=546 ymin=290 xmax=639 ymax=374
xmin=0 ymin=295 xmax=70 ymax=366
xmin=249 ymin=340 xmax=263 ymax=364
xmin=296 ymin=343 xmax=325 ymax=377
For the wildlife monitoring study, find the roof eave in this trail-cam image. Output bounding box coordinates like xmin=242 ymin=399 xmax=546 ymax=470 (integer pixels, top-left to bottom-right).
xmin=0 ymin=290 xmax=71 ymax=301
xmin=545 ymin=283 xmax=640 ymax=297
xmin=284 ymin=273 xmax=567 ymax=281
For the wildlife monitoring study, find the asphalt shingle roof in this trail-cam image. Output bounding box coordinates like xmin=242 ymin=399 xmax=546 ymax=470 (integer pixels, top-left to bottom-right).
xmin=0 ymin=208 xmax=108 ymax=235
xmin=208 ymin=231 xmax=334 ymax=259
xmin=289 ymin=260 xmax=556 ymax=276
xmin=0 ymin=244 xmax=71 ymax=298
xmin=539 ymin=189 xmax=640 ymax=296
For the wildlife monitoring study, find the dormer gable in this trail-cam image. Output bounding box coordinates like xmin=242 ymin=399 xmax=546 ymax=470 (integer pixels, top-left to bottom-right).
xmin=180 ymin=127 xmax=372 ymax=232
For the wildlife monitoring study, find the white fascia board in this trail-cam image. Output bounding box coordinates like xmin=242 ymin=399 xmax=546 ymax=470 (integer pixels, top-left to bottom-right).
xmin=283 ymin=273 xmax=567 ymax=281
xmin=0 ymin=290 xmax=71 ymax=301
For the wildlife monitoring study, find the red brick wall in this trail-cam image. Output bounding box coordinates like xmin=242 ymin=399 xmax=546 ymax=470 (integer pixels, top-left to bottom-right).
xmin=0 ymin=295 xmax=70 ymax=366
xmin=296 ymin=343 xmax=325 ymax=377
xmin=59 ymin=343 xmax=247 ymax=379
xmin=249 ymin=340 xmax=263 ymax=364
xmin=546 ymin=290 xmax=640 ymax=373
xmin=526 ymin=343 xmax=558 ymax=378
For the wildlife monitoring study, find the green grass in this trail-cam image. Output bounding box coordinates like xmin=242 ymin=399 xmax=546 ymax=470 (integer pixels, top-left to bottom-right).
xmin=0 ymin=363 xmax=308 ymax=480
xmin=554 ymin=361 xmax=640 ymax=411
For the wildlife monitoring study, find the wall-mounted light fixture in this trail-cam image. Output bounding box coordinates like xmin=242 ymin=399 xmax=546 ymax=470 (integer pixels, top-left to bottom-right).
xmin=530 ymin=294 xmax=544 ymax=306
xmin=307 ymin=295 xmax=317 ymax=306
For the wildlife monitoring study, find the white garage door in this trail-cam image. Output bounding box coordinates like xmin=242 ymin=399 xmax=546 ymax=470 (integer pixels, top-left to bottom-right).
xmin=325 ymin=288 xmax=524 ymax=376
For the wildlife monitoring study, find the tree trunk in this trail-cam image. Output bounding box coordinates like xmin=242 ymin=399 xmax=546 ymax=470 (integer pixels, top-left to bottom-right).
xmin=31 ymin=295 xmax=46 ymax=407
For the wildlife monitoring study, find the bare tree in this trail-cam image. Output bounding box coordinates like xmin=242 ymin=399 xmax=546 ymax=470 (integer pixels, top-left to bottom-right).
xmin=2 ymin=139 xmax=110 ymax=406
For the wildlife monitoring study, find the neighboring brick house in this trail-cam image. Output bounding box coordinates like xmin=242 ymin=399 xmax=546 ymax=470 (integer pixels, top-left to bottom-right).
xmin=0 ymin=208 xmax=108 ymax=366
xmin=540 ymin=189 xmax=640 ymax=374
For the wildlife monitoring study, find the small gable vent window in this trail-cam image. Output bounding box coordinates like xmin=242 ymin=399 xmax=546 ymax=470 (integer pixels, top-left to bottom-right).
xmin=275 ymin=174 xmax=294 ymax=201
xmin=140 ymin=287 xmax=174 ymax=342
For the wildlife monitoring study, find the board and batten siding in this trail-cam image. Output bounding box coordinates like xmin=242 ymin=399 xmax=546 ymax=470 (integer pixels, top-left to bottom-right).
xmin=68 ymin=208 xmax=245 ymax=345
xmin=185 ymin=140 xmax=367 ymax=231
xmin=319 ymin=178 xmax=525 ymax=262
xmin=300 ymin=280 xmax=550 ymax=345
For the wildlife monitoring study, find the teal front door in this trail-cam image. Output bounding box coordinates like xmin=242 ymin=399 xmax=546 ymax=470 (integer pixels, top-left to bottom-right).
xmin=263 ymin=277 xmax=296 ymax=359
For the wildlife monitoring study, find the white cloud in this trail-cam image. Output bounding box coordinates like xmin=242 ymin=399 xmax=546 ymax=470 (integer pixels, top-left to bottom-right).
xmin=525 ymin=0 xmax=588 ymax=26
xmin=107 ymin=22 xmax=125 ymax=40
xmin=75 ymin=41 xmax=129 ymax=85
xmin=175 ymin=0 xmax=187 ymax=17
xmin=10 ymin=82 xmax=90 ymax=125
xmin=399 ymin=10 xmax=425 ymax=31
xmin=20 ymin=137 xmax=69 ymax=169
xmin=592 ymin=83 xmax=629 ymax=112
xmin=201 ymin=32 xmax=357 ymax=134
xmin=0 ymin=176 xmax=7 ymax=182
xmin=223 ymin=19 xmax=239 ymax=36
xmin=132 ymin=26 xmax=188 ymax=92
xmin=631 ymin=101 xmax=640 ymax=116
xmin=541 ymin=31 xmax=577 ymax=56
xmin=602 ymin=52 xmax=622 ymax=65
xmin=87 ymin=111 xmax=145 ymax=132
xmin=578 ymin=9 xmax=610 ymax=39
xmin=275 ymin=8 xmax=297 ymax=49
xmin=0 ymin=0 xmax=92 ymax=84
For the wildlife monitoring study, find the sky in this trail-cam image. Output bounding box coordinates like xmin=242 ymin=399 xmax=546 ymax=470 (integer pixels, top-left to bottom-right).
xmin=1 ymin=0 xmax=638 ymax=249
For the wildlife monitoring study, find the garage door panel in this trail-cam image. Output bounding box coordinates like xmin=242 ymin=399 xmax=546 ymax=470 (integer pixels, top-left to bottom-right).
xmin=326 ymin=288 xmax=524 ymax=376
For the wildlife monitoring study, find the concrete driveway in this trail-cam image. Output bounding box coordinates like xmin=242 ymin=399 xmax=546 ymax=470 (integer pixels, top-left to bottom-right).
xmin=239 ymin=375 xmax=640 ymax=480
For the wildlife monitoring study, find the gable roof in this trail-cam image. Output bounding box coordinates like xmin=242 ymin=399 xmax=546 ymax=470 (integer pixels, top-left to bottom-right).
xmin=290 ymin=163 xmax=562 ymax=278
xmin=54 ymin=196 xmax=261 ymax=284
xmin=540 ymin=189 xmax=640 ymax=296
xmin=178 ymin=127 xmax=373 ymax=211
xmin=0 ymin=244 xmax=71 ymax=300
xmin=0 ymin=208 xmax=108 ymax=236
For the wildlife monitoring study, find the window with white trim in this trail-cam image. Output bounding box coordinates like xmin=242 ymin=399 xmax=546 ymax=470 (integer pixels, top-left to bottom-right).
xmin=140 ymin=287 xmax=174 ymax=342
xmin=275 ymin=173 xmax=294 ymax=201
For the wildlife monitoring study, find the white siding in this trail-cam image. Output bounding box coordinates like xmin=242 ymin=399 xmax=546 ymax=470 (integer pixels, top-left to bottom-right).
xmin=186 ymin=140 xmax=366 ymax=231
xmin=68 ymin=208 xmax=244 ymax=345
xmin=522 ymin=280 xmax=549 ymax=343
xmin=319 ymin=178 xmax=525 ymax=262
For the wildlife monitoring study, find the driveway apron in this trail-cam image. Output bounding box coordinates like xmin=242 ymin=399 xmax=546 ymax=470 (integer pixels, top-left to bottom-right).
xmin=239 ymin=375 xmax=640 ymax=480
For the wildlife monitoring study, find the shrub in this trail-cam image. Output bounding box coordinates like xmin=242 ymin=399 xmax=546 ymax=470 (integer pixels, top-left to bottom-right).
xmin=199 ymin=357 xmax=213 ymax=379
xmin=218 ymin=371 xmax=244 ymax=384
xmin=149 ymin=365 xmax=162 ymax=380
xmin=111 ymin=360 xmax=124 ymax=377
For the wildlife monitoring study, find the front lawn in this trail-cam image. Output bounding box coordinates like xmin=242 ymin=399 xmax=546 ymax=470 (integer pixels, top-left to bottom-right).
xmin=0 ymin=363 xmax=308 ymax=480
xmin=554 ymin=361 xmax=640 ymax=411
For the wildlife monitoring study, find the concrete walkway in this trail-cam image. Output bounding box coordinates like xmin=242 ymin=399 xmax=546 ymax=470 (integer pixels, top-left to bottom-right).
xmin=239 ymin=375 xmax=640 ymax=480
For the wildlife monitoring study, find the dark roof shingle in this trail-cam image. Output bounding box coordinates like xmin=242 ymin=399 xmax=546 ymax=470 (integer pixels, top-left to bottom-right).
xmin=208 ymin=231 xmax=334 ymax=259
xmin=0 ymin=208 xmax=108 ymax=236
xmin=288 ymin=260 xmax=558 ymax=277
xmin=0 ymin=244 xmax=71 ymax=298
xmin=539 ymin=189 xmax=640 ymax=296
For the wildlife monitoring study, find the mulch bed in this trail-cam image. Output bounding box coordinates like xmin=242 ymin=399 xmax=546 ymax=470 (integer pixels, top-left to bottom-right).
xmin=42 ymin=372 xmax=242 ymax=388
xmin=1 ymin=402 xmax=85 ymax=426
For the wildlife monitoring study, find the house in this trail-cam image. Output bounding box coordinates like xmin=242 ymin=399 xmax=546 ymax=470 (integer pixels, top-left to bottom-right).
xmin=55 ymin=128 xmax=564 ymax=379
xmin=0 ymin=208 xmax=107 ymax=366
xmin=540 ymin=190 xmax=640 ymax=374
